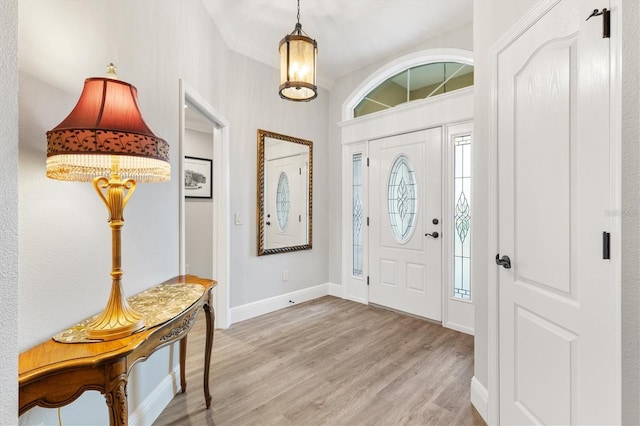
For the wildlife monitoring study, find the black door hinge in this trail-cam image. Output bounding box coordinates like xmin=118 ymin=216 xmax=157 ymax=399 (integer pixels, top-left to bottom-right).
xmin=603 ymin=231 xmax=611 ymax=260
xmin=367 ymin=217 xmax=369 ymax=226
xmin=367 ymin=276 xmax=370 ymax=285
xmin=586 ymin=8 xmax=610 ymax=38
xmin=366 ymin=157 xmax=370 ymax=167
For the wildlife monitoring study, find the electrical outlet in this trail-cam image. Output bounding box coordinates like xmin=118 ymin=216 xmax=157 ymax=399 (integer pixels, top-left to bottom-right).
xmin=282 ymin=269 xmax=289 ymax=282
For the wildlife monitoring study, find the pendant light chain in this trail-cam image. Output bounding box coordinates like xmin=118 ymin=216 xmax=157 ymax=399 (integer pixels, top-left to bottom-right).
xmin=297 ymin=0 xmax=301 ymax=25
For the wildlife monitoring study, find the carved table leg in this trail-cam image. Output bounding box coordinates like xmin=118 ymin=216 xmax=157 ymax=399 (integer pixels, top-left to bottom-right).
xmin=180 ymin=336 xmax=187 ymax=393
xmin=104 ymin=360 xmax=128 ymax=426
xmin=203 ymin=299 xmax=215 ymax=408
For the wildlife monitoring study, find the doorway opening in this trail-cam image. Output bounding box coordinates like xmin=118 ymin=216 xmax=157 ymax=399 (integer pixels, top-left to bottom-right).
xmin=179 ymin=80 xmax=230 ymax=328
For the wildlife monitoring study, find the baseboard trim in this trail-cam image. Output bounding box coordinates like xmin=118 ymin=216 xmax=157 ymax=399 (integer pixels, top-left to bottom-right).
xmin=444 ymin=320 xmax=474 ymax=336
xmin=129 ymin=363 xmax=180 ymax=426
xmin=327 ymin=282 xmax=342 ymax=297
xmin=345 ymin=295 xmax=368 ymax=305
xmin=230 ymin=283 xmax=334 ymax=324
xmin=470 ymin=376 xmax=489 ymax=424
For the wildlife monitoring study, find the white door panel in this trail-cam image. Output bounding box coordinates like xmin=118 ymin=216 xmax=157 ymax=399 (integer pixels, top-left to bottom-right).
xmin=265 ymin=155 xmax=307 ymax=249
xmin=498 ymin=0 xmax=615 ymax=424
xmin=369 ymin=128 xmax=442 ymax=320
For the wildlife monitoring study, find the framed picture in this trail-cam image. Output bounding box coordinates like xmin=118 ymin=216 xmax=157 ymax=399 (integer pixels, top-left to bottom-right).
xmin=184 ymin=156 xmax=212 ymax=199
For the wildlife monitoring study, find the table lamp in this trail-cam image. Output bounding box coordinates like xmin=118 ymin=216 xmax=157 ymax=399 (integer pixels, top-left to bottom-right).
xmin=46 ymin=64 xmax=170 ymax=340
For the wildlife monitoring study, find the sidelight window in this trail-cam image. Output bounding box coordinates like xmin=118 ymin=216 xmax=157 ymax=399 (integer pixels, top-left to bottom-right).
xmin=352 ymin=154 xmax=364 ymax=277
xmin=453 ymin=134 xmax=471 ymax=299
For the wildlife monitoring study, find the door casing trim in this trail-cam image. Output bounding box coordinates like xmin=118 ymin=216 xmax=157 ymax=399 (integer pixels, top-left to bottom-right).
xmin=340 ymin=88 xmax=474 ymax=331
xmin=178 ymin=79 xmax=231 ymax=329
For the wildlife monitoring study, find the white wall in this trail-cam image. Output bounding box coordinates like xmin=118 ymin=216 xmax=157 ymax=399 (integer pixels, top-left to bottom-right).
xmin=17 ymin=1 xmax=331 ymax=423
xmin=621 ymin=1 xmax=640 ymax=423
xmin=226 ymin=51 xmax=329 ymax=307
xmin=18 ymin=0 xmax=227 ymax=347
xmin=18 ymin=1 xmax=225 ymax=422
xmin=185 ymin=128 xmax=215 ymax=279
xmin=0 ymin=0 xmax=18 ymax=424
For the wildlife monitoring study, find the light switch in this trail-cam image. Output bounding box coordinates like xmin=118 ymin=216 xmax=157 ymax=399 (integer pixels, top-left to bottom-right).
xmin=234 ymin=213 xmax=243 ymax=225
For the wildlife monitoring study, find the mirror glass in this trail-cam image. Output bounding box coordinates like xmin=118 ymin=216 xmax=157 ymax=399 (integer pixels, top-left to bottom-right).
xmin=257 ymin=129 xmax=312 ymax=255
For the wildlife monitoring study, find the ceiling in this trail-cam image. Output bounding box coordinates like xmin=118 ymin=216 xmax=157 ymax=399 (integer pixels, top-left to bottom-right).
xmin=201 ymin=0 xmax=473 ymax=89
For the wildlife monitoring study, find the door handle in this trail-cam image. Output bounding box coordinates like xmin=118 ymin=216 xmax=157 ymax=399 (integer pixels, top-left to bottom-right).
xmin=266 ymin=221 xmax=271 ymax=226
xmin=495 ymin=254 xmax=511 ymax=269
xmin=425 ymin=232 xmax=439 ymax=239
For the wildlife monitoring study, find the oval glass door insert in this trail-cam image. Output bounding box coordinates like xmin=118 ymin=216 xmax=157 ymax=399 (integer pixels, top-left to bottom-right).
xmin=276 ymin=171 xmax=290 ymax=231
xmin=387 ymin=155 xmax=418 ymax=243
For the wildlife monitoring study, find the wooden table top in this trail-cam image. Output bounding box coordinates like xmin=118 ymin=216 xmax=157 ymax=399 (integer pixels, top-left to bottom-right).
xmin=19 ymin=275 xmax=216 ymax=387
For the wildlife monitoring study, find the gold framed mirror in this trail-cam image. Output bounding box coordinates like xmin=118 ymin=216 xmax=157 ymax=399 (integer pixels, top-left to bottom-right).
xmin=257 ymin=129 xmax=313 ymax=255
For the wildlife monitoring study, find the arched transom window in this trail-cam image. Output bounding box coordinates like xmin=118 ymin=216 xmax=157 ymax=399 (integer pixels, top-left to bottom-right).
xmin=354 ymin=62 xmax=473 ymax=118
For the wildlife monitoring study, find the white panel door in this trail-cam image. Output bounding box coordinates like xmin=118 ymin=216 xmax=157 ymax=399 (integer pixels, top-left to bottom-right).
xmin=497 ymin=1 xmax=616 ymax=424
xmin=265 ymin=155 xmax=307 ymax=248
xmin=369 ymin=128 xmax=442 ymax=320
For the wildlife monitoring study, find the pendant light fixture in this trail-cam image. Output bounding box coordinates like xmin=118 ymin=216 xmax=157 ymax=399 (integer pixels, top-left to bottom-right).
xmin=279 ymin=0 xmax=318 ymax=101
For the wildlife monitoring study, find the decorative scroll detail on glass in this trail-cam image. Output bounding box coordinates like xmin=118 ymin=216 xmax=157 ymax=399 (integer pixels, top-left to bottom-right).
xmin=455 ymin=192 xmax=470 ymax=243
xmin=453 ymin=134 xmax=472 ymax=300
xmin=276 ymin=171 xmax=290 ymax=231
xmin=352 ymin=154 xmax=364 ymax=277
xmin=387 ymin=155 xmax=418 ymax=243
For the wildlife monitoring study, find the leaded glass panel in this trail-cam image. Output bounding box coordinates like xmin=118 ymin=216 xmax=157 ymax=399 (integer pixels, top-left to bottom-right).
xmin=453 ymin=134 xmax=471 ymax=300
xmin=387 ymin=155 xmax=418 ymax=243
xmin=276 ymin=172 xmax=290 ymax=231
xmin=352 ymin=154 xmax=363 ymax=277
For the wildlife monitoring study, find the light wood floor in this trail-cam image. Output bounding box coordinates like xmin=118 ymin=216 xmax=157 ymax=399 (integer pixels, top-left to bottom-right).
xmin=154 ymin=296 xmax=485 ymax=426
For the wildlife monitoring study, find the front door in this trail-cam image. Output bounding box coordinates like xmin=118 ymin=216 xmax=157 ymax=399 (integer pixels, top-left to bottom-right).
xmin=369 ymin=128 xmax=442 ymax=320
xmin=497 ymin=0 xmax=617 ymax=424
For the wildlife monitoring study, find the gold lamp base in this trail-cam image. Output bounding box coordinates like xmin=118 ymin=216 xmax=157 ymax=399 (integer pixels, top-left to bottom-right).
xmin=85 ymin=166 xmax=145 ymax=341
xmin=85 ymin=280 xmax=145 ymax=340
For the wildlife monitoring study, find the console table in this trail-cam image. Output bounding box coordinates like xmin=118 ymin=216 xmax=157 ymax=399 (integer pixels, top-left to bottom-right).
xmin=19 ymin=275 xmax=217 ymax=425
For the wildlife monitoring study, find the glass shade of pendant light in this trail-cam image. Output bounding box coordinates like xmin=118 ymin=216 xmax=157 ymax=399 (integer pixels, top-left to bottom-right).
xmin=279 ymin=0 xmax=318 ymax=101
xmin=46 ymin=64 xmax=170 ymax=340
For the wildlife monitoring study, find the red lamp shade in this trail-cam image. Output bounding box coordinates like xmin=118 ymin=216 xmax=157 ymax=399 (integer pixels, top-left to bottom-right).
xmin=46 ymin=77 xmax=170 ymax=182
